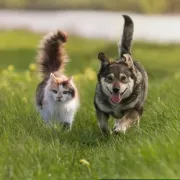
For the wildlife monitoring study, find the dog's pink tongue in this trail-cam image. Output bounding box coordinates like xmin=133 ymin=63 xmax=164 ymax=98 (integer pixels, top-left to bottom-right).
xmin=110 ymin=94 xmax=121 ymax=104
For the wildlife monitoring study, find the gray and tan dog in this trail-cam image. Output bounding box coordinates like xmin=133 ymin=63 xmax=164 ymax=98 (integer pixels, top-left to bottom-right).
xmin=94 ymin=15 xmax=148 ymax=135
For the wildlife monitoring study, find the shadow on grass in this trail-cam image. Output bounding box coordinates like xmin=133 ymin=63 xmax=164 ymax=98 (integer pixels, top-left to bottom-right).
xmin=20 ymin=109 xmax=140 ymax=149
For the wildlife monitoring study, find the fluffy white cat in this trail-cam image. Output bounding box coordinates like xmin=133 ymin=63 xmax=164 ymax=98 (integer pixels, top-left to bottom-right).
xmin=36 ymin=31 xmax=79 ymax=129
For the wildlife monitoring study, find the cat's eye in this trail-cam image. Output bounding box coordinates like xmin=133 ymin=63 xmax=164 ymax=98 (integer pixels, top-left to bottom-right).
xmin=63 ymin=91 xmax=68 ymax=94
xmin=52 ymin=90 xmax=57 ymax=93
xmin=106 ymin=74 xmax=114 ymax=82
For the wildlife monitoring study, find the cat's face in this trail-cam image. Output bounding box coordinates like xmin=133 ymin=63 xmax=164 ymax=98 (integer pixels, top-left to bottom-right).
xmin=48 ymin=73 xmax=75 ymax=103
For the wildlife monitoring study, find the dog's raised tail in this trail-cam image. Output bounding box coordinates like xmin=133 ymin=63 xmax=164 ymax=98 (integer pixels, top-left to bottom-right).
xmin=119 ymin=15 xmax=134 ymax=58
xmin=37 ymin=30 xmax=68 ymax=78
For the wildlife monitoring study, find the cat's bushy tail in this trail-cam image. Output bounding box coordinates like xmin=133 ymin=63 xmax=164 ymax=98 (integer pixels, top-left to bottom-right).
xmin=37 ymin=30 xmax=68 ymax=78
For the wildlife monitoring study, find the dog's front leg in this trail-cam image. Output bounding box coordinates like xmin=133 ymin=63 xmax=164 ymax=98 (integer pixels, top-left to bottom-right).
xmin=96 ymin=108 xmax=110 ymax=135
xmin=113 ymin=110 xmax=140 ymax=134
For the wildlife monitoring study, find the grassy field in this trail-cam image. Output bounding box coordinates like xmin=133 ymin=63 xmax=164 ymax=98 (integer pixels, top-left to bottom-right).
xmin=0 ymin=30 xmax=180 ymax=179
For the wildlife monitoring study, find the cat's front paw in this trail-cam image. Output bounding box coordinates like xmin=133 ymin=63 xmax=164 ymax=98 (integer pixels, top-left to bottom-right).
xmin=62 ymin=122 xmax=71 ymax=130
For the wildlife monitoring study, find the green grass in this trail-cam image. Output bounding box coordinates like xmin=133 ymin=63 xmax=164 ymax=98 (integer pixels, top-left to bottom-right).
xmin=0 ymin=30 xmax=180 ymax=179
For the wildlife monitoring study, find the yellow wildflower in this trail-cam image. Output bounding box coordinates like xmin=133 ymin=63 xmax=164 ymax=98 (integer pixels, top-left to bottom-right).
xmin=7 ymin=65 xmax=14 ymax=72
xmin=29 ymin=63 xmax=36 ymax=71
xmin=84 ymin=68 xmax=96 ymax=81
xmin=22 ymin=97 xmax=27 ymax=104
xmin=79 ymin=159 xmax=90 ymax=166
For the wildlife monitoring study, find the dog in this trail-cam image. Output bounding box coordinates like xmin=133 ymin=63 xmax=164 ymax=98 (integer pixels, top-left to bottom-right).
xmin=94 ymin=15 xmax=148 ymax=135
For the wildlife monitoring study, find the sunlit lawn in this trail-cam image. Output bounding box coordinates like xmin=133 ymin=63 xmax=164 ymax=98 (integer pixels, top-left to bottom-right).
xmin=0 ymin=30 xmax=180 ymax=179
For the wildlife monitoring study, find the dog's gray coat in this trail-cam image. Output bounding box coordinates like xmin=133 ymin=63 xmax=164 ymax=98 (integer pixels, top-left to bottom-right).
xmin=94 ymin=15 xmax=148 ymax=134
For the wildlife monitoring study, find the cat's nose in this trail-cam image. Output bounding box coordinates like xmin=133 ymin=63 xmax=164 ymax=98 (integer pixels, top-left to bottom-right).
xmin=57 ymin=96 xmax=62 ymax=101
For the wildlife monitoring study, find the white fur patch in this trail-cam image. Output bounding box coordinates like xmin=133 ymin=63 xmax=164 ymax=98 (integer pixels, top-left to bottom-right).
xmin=100 ymin=77 xmax=113 ymax=96
xmin=121 ymin=77 xmax=134 ymax=99
xmin=37 ymin=78 xmax=79 ymax=127
xmin=114 ymin=122 xmax=127 ymax=134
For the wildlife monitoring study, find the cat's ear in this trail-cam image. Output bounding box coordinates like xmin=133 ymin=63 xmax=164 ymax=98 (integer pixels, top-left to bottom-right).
xmin=50 ymin=73 xmax=56 ymax=81
xmin=67 ymin=76 xmax=73 ymax=83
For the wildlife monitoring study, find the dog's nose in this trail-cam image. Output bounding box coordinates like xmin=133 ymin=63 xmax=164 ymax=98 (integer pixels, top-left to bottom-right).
xmin=113 ymin=87 xmax=120 ymax=93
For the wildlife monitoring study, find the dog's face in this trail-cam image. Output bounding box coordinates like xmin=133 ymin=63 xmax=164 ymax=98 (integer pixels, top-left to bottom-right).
xmin=98 ymin=52 xmax=135 ymax=104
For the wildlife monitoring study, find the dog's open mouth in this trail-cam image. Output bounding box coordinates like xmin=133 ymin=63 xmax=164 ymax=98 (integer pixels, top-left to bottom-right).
xmin=108 ymin=88 xmax=127 ymax=104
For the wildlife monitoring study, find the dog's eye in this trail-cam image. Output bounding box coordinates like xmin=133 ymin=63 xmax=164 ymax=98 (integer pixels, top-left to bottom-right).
xmin=121 ymin=75 xmax=127 ymax=81
xmin=106 ymin=74 xmax=114 ymax=82
xmin=52 ymin=90 xmax=57 ymax=93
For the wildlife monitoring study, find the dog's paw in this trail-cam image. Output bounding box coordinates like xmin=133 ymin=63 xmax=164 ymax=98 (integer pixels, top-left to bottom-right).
xmin=113 ymin=123 xmax=128 ymax=134
xmin=100 ymin=128 xmax=112 ymax=136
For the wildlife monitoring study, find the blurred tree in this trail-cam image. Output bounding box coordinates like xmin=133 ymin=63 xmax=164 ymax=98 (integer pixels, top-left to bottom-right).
xmin=168 ymin=0 xmax=180 ymax=14
xmin=139 ymin=0 xmax=169 ymax=14
xmin=3 ymin=0 xmax=27 ymax=8
xmin=0 ymin=0 xmax=180 ymax=14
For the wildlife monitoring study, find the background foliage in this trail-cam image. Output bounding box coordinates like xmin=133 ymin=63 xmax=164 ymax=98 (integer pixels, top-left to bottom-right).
xmin=0 ymin=0 xmax=180 ymax=14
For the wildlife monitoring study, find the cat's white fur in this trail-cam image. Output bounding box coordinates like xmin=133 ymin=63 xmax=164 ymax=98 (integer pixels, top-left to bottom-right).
xmin=36 ymin=30 xmax=79 ymax=129
xmin=37 ymin=73 xmax=79 ymax=128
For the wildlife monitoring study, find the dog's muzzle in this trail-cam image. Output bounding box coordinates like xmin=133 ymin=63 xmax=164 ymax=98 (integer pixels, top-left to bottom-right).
xmin=112 ymin=87 xmax=120 ymax=93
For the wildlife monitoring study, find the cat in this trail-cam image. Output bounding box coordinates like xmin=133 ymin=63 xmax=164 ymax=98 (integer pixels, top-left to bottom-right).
xmin=36 ymin=30 xmax=79 ymax=129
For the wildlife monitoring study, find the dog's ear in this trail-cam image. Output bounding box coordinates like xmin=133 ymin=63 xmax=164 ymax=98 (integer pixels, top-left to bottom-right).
xmin=98 ymin=52 xmax=110 ymax=67
xmin=123 ymin=53 xmax=137 ymax=75
xmin=123 ymin=54 xmax=133 ymax=69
